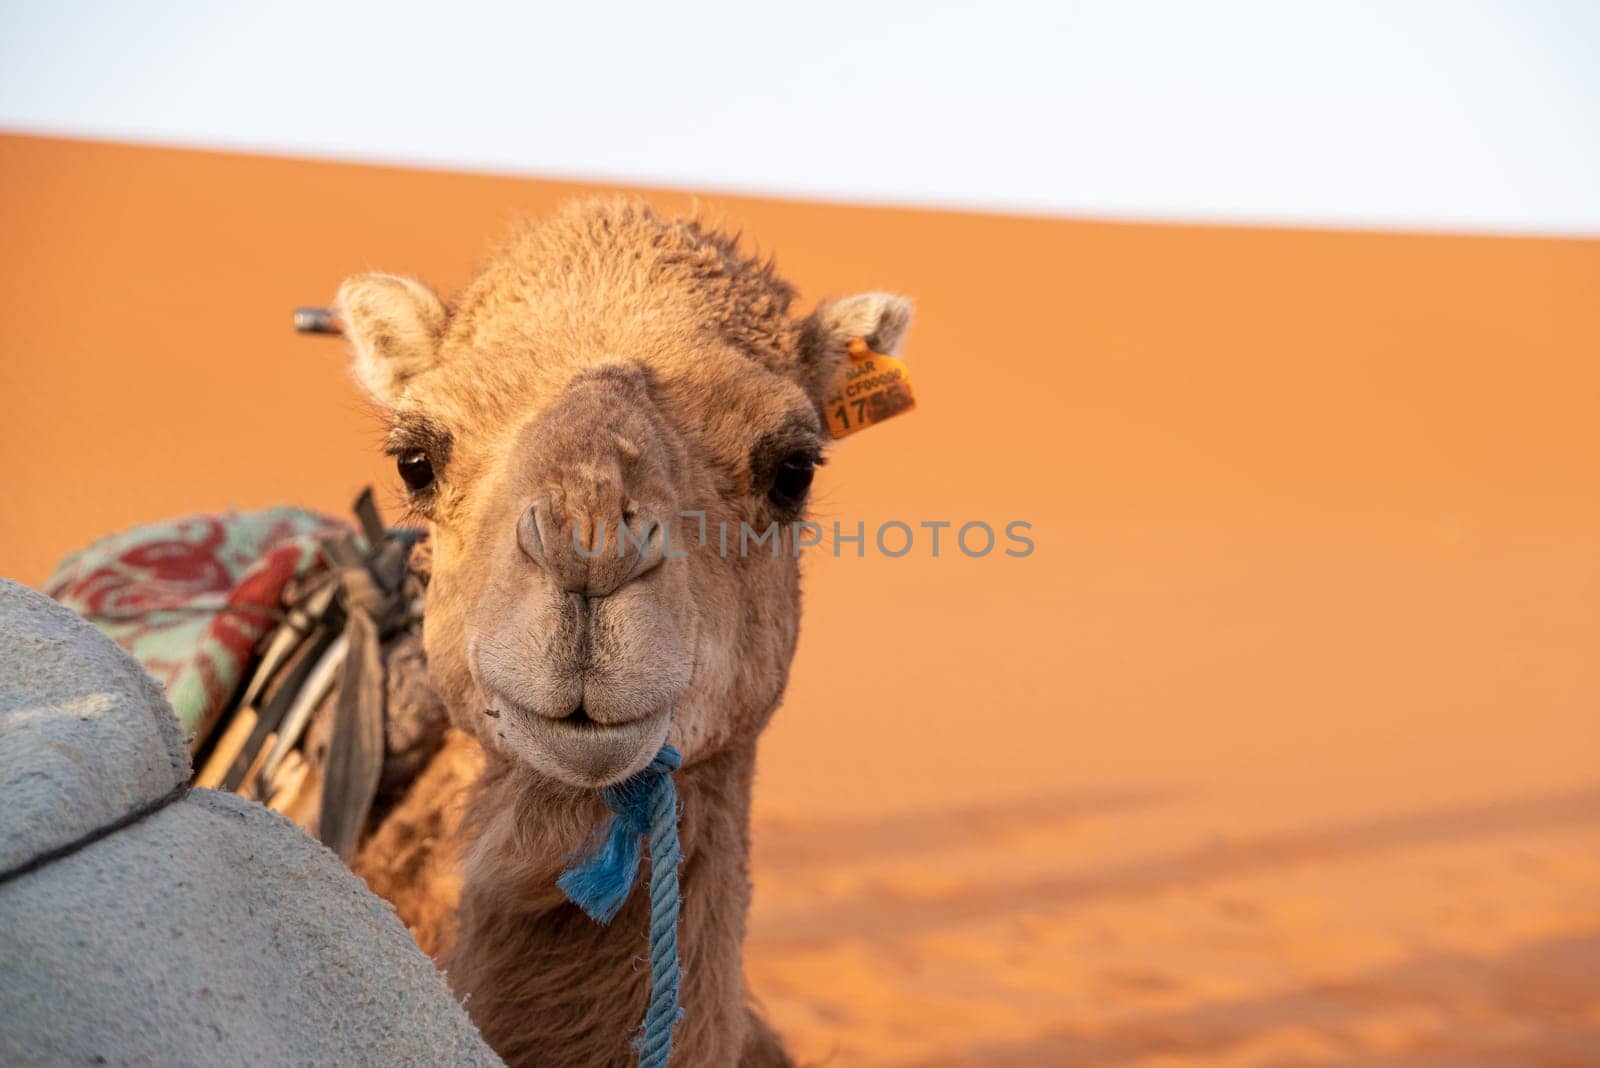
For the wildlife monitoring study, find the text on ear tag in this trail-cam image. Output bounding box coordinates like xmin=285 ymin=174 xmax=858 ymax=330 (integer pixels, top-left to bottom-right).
xmin=824 ymin=338 xmax=917 ymax=439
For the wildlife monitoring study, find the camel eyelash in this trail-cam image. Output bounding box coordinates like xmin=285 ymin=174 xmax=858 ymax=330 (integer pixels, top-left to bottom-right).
xmin=384 ymin=418 xmax=454 ymax=467
xmin=748 ymin=412 xmax=824 ymax=482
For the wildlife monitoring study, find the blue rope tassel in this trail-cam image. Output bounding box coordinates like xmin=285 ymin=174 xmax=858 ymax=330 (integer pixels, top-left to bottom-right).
xmin=558 ymin=745 xmax=684 ymax=1068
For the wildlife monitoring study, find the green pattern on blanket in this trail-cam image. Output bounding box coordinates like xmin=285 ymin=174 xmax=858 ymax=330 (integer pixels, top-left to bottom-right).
xmin=45 ymin=508 xmax=347 ymax=743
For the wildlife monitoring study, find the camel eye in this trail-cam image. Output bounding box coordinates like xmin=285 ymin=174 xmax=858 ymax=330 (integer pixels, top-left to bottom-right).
xmin=397 ymin=450 xmax=435 ymax=492
xmin=768 ymin=452 xmax=816 ymax=512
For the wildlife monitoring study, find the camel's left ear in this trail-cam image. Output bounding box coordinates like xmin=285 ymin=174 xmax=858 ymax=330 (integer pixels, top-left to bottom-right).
xmin=335 ymin=273 xmax=449 ymax=407
xmin=797 ymin=292 xmax=913 ymax=407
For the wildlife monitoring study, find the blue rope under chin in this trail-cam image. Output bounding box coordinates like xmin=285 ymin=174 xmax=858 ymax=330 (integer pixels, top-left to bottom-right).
xmin=558 ymin=744 xmax=684 ymax=1068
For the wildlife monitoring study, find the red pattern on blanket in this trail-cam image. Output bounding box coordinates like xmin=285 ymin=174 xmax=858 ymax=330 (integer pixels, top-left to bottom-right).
xmin=46 ymin=509 xmax=347 ymax=746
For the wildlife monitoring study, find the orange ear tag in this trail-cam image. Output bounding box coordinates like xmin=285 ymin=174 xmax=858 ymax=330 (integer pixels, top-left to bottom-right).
xmin=824 ymin=337 xmax=917 ymax=439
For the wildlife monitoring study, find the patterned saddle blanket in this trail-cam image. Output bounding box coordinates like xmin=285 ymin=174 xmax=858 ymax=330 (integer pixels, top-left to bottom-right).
xmin=45 ymin=495 xmax=447 ymax=859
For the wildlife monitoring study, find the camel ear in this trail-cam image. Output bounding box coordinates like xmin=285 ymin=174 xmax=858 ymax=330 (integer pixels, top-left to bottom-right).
xmin=797 ymin=292 xmax=913 ymax=406
xmin=335 ymin=273 xmax=448 ymax=405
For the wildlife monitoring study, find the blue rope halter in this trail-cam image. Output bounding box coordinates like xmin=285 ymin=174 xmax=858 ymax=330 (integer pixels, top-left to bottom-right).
xmin=557 ymin=745 xmax=684 ymax=1068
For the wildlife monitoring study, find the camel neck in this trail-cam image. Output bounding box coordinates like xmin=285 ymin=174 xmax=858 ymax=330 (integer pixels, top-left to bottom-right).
xmin=448 ymin=743 xmax=759 ymax=1067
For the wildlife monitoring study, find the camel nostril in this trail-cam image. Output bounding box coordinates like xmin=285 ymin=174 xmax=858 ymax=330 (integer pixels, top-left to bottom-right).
xmin=518 ymin=495 xmax=553 ymax=566
xmin=622 ymin=517 xmax=666 ymax=584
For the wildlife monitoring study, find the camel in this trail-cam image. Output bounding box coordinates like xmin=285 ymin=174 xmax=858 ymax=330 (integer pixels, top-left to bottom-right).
xmin=333 ymin=199 xmax=912 ymax=1067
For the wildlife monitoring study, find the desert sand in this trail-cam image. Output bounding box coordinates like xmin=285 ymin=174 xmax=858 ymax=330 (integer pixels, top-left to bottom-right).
xmin=2 ymin=134 xmax=1596 ymax=1065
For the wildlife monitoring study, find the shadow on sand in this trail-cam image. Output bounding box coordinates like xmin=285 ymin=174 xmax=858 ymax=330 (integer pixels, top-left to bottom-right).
xmin=754 ymin=786 xmax=1183 ymax=873
xmin=906 ymin=930 xmax=1600 ymax=1066
xmin=751 ymin=784 xmax=1600 ymax=951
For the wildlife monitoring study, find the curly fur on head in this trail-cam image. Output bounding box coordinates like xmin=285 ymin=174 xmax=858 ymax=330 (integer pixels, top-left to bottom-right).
xmin=342 ymin=199 xmax=911 ymax=1067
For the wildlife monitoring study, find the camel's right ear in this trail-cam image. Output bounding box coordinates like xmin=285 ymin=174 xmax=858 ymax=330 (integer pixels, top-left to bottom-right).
xmin=335 ymin=273 xmax=448 ymax=406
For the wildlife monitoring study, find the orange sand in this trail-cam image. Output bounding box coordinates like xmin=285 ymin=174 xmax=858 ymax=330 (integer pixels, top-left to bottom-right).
xmin=2 ymin=134 xmax=1597 ymax=1065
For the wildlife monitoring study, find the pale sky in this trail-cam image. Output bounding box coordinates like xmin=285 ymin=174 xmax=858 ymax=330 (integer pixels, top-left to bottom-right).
xmin=2 ymin=0 xmax=1597 ymax=235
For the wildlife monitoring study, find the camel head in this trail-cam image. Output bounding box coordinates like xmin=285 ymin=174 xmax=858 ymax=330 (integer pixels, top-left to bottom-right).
xmin=337 ymin=200 xmax=910 ymax=790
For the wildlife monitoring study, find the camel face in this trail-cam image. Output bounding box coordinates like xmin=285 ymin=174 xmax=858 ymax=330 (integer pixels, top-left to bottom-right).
xmin=338 ymin=201 xmax=909 ymax=789
xmin=456 ymin=361 xmax=699 ymax=787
